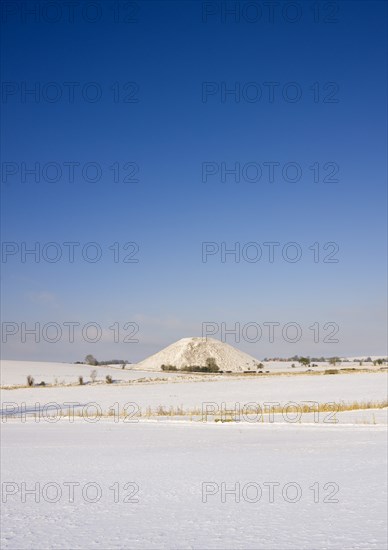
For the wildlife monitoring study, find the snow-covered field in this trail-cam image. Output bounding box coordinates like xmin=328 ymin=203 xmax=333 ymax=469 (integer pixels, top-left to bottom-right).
xmin=1 ymin=360 xmax=387 ymax=549
xmin=1 ymin=421 xmax=387 ymax=550
xmin=2 ymin=368 xmax=387 ymax=416
xmin=1 ymin=358 xmax=384 ymax=390
xmin=0 ymin=360 xmax=182 ymax=386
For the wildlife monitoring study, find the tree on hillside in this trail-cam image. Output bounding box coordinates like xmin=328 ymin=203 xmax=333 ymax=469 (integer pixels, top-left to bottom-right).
xmin=205 ymin=357 xmax=219 ymax=372
xmin=85 ymin=354 xmax=98 ymax=366
xmin=299 ymin=357 xmax=310 ymax=367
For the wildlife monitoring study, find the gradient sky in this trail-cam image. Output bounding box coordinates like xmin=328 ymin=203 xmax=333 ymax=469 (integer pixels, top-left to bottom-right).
xmin=1 ymin=0 xmax=387 ymax=362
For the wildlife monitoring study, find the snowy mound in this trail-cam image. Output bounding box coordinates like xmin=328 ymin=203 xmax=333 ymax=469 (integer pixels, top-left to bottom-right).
xmin=134 ymin=337 xmax=260 ymax=372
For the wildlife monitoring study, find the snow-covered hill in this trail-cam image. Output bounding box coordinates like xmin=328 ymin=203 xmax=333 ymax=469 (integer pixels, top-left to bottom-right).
xmin=134 ymin=337 xmax=260 ymax=372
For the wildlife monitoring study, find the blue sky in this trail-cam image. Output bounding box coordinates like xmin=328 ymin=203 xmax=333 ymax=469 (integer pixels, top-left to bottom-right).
xmin=1 ymin=0 xmax=387 ymax=362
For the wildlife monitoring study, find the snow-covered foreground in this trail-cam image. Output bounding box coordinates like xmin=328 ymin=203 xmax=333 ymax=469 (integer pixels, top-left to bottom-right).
xmin=1 ymin=361 xmax=387 ymax=548
xmin=1 ymin=421 xmax=387 ymax=550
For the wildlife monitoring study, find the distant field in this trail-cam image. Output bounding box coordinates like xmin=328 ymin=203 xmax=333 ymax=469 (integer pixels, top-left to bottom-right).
xmin=1 ymin=359 xmax=385 ymax=388
xmin=1 ymin=360 xmax=387 ymax=425
xmin=0 ymin=360 xmax=182 ymax=387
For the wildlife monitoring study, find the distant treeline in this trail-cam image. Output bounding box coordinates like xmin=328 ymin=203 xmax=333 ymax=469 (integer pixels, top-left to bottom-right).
xmin=263 ymin=355 xmax=335 ymax=362
xmin=75 ymin=355 xmax=130 ymax=366
xmin=263 ymin=355 xmax=387 ymax=363
xmin=97 ymin=359 xmax=130 ymax=365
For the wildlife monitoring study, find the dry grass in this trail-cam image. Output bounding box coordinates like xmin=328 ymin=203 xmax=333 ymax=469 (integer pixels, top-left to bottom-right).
xmin=31 ymin=399 xmax=386 ymax=422
xmin=169 ymin=400 xmax=388 ymax=420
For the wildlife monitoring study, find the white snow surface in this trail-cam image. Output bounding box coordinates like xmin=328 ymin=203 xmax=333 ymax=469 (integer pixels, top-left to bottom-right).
xmin=1 ymin=421 xmax=387 ymax=549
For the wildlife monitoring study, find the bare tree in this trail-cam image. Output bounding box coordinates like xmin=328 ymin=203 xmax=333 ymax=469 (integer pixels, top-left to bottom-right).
xmin=328 ymin=357 xmax=340 ymax=366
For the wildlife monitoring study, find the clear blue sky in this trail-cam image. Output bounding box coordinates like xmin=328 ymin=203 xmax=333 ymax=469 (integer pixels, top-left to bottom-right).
xmin=1 ymin=0 xmax=387 ymax=362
